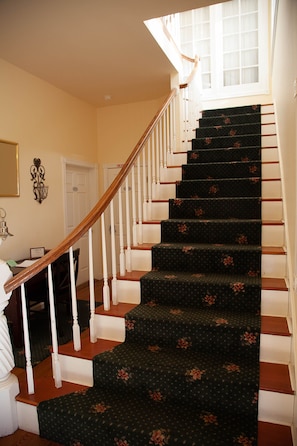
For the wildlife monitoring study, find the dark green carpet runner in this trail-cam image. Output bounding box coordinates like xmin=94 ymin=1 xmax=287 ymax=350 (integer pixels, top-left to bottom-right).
xmin=38 ymin=104 xmax=262 ymax=445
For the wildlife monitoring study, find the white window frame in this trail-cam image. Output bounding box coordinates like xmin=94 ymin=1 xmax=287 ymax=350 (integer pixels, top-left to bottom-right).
xmin=179 ymin=0 xmax=269 ymax=101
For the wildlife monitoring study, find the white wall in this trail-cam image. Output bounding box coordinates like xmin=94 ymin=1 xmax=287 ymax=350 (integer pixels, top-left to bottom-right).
xmin=0 ymin=59 xmax=98 ymax=261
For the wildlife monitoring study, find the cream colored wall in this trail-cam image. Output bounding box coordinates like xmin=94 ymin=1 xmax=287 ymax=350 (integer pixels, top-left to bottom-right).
xmin=97 ymin=97 xmax=165 ymax=193
xmin=272 ymin=0 xmax=297 ymax=276
xmin=0 ymin=59 xmax=98 ymax=261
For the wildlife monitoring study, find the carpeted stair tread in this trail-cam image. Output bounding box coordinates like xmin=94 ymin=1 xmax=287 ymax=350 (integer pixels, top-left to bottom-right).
xmin=195 ymin=122 xmax=261 ymax=138
xmin=187 ymin=146 xmax=261 ymax=164
xmin=37 ymin=385 xmax=258 ymax=446
xmin=161 ymin=218 xmax=261 ymax=244
xmin=176 ymin=177 xmax=261 ymax=198
xmin=141 ymin=270 xmax=261 ymax=311
xmin=123 ymin=303 xmax=260 ymax=355
xmin=192 ymin=133 xmax=261 ymax=150
xmin=201 ymin=104 xmax=260 ymax=117
xmin=93 ymin=342 xmax=259 ymax=413
xmin=152 ymin=242 xmax=261 ymax=275
xmin=199 ymin=112 xmax=261 ymax=127
xmin=169 ymin=197 xmax=261 ymax=219
xmin=182 ymin=160 xmax=261 ymax=180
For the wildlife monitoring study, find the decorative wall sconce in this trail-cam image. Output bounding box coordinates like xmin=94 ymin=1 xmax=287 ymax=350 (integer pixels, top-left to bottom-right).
xmin=0 ymin=208 xmax=13 ymax=241
xmin=30 ymin=158 xmax=49 ymax=204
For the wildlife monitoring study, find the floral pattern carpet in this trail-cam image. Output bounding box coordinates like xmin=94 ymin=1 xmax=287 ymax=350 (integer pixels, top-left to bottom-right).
xmin=38 ymin=105 xmax=262 ymax=445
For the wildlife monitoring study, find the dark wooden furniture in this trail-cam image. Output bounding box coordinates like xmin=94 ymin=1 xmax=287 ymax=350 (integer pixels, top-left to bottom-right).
xmin=5 ymin=249 xmax=80 ymax=348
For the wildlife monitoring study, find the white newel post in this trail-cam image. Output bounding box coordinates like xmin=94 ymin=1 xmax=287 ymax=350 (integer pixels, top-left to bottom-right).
xmin=0 ymin=258 xmax=20 ymax=436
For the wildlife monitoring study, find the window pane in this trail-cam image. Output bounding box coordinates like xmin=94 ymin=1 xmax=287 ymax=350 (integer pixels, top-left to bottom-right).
xmin=195 ymin=40 xmax=210 ymax=55
xmin=201 ymin=56 xmax=211 ymax=72
xmin=193 ymin=7 xmax=210 ymax=22
xmin=224 ymin=52 xmax=240 ymax=69
xmin=242 ymin=13 xmax=258 ymax=31
xmin=223 ymin=35 xmax=240 ymax=51
xmin=241 ymin=31 xmax=258 ymax=49
xmin=181 ymin=27 xmax=193 ymax=41
xmin=223 ymin=17 xmax=239 ymax=34
xmin=222 ymin=0 xmax=239 ymax=17
xmin=242 ymin=67 xmax=258 ymax=83
xmin=224 ymin=69 xmax=240 ymax=86
xmin=193 ymin=22 xmax=210 ymax=40
xmin=242 ymin=49 xmax=258 ymax=66
xmin=242 ymin=0 xmax=258 ymax=13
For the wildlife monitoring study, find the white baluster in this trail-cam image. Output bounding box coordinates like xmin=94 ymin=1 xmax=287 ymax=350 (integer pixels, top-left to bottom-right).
xmin=137 ymin=156 xmax=143 ymax=245
xmin=69 ymin=247 xmax=81 ymax=351
xmin=118 ymin=187 xmax=126 ymax=276
xmin=163 ymin=113 xmax=167 ymax=168
xmin=20 ymin=283 xmax=34 ymax=394
xmin=156 ymin=122 xmax=161 ymax=197
xmin=110 ymin=199 xmax=118 ymax=305
xmin=125 ymin=177 xmax=132 ymax=272
xmin=88 ymin=228 xmax=96 ymax=343
xmin=47 ymin=264 xmax=62 ymax=387
xmin=101 ymin=212 xmax=110 ymax=310
xmin=131 ymin=166 xmax=137 ymax=246
xmin=142 ymin=146 xmax=148 ymax=222
xmin=152 ymin=130 xmax=156 ymax=199
xmin=147 ymin=139 xmax=152 ymax=220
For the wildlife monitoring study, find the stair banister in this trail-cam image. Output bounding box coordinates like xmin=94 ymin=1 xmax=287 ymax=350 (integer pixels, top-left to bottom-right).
xmin=4 ymin=88 xmax=178 ymax=297
xmin=3 ymin=63 xmax=200 ymax=391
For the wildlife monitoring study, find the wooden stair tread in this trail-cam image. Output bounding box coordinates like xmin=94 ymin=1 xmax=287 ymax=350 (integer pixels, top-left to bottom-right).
xmin=96 ymin=302 xmax=137 ymax=317
xmin=58 ymin=329 xmax=121 ymax=359
xmin=117 ymin=270 xmax=147 ymax=281
xmin=262 ymin=277 xmax=287 ymax=290
xmin=262 ymin=246 xmax=285 ymax=254
xmin=14 ymin=357 xmax=89 ymax=406
xmin=258 ymin=421 xmax=293 ymax=446
xmin=260 ymin=362 xmax=294 ymax=395
xmin=261 ymin=315 xmax=290 ymax=336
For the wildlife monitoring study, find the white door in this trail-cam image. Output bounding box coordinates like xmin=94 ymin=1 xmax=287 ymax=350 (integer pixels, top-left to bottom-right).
xmin=65 ymin=163 xmax=97 ymax=285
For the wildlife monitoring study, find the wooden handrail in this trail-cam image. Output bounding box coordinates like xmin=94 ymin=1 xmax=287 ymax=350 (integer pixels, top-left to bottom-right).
xmin=180 ymin=55 xmax=199 ymax=89
xmin=4 ymin=88 xmax=178 ymax=294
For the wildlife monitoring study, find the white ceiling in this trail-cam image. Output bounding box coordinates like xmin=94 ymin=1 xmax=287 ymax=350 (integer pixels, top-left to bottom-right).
xmin=0 ymin=0 xmax=219 ymax=107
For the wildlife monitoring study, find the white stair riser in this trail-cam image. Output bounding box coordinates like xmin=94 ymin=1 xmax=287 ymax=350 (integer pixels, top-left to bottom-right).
xmin=260 ymin=334 xmax=291 ymax=363
xmin=156 ymin=180 xmax=282 ymax=200
xmin=116 ymin=280 xmax=289 ymax=318
xmin=16 ymin=402 xmax=39 ymax=435
xmin=261 ymin=289 xmax=289 ymax=317
xmin=141 ymin=223 xmax=284 ymax=247
xmin=258 ymin=390 xmax=294 ymax=425
xmin=128 ymin=249 xmax=287 ymax=278
xmin=58 ymin=354 xmax=93 ymax=387
xmin=150 ymin=201 xmax=283 ymax=221
xmin=262 ymin=123 xmax=276 ymax=135
xmin=262 ymin=134 xmax=277 ymax=147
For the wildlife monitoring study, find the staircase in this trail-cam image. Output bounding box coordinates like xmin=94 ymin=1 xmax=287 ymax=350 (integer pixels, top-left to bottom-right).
xmin=15 ymin=103 xmax=294 ymax=445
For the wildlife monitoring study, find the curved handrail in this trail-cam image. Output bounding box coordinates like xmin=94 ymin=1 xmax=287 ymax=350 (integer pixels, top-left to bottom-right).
xmin=4 ymin=88 xmax=177 ymax=294
xmin=180 ymin=55 xmax=199 ymax=89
